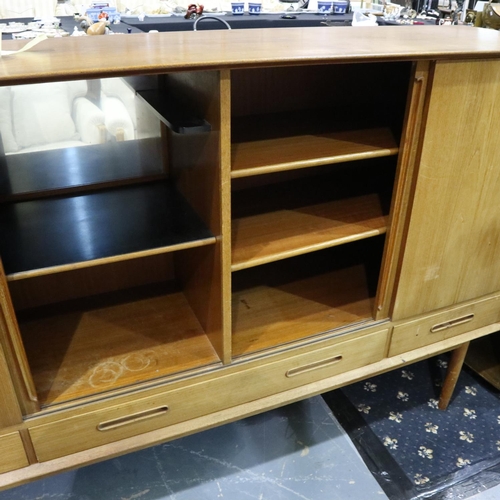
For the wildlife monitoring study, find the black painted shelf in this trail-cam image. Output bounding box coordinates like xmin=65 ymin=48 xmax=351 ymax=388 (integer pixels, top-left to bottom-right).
xmin=0 ymin=138 xmax=165 ymax=201
xmin=0 ymin=181 xmax=215 ymax=279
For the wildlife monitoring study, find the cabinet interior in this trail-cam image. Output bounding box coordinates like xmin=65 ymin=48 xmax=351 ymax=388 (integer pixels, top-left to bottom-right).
xmin=229 ymin=62 xmax=411 ymax=356
xmin=0 ymin=61 xmax=412 ymax=411
xmin=0 ymin=72 xmax=223 ymax=409
xmin=232 ymin=236 xmax=386 ymax=357
xmin=11 ymin=255 xmax=221 ymax=407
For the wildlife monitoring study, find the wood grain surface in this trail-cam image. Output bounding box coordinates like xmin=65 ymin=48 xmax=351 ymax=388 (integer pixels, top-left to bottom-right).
xmin=393 ymin=59 xmax=500 ymax=319
xmin=1 ymin=27 xmax=500 ymax=84
xmin=232 ymin=194 xmax=388 ymax=270
xmin=19 ymin=284 xmax=221 ymax=406
xmin=231 ymin=127 xmax=398 ymax=177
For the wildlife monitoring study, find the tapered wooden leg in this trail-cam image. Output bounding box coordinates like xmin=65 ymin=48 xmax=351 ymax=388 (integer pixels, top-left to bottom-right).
xmin=438 ymin=342 xmax=470 ymax=410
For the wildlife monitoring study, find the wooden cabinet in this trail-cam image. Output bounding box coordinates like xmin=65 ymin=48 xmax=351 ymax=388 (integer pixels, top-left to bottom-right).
xmin=1 ymin=26 xmax=500 ymax=490
xmin=393 ymin=59 xmax=500 ymax=320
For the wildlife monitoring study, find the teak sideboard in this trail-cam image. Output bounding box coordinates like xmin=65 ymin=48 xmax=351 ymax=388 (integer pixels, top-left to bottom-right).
xmin=1 ymin=25 xmax=500 ymax=489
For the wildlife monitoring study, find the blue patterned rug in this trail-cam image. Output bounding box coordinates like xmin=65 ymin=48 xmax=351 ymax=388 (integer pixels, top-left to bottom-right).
xmin=323 ymin=354 xmax=500 ymax=499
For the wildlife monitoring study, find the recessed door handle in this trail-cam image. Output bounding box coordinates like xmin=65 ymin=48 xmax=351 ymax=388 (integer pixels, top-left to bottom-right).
xmin=286 ymin=355 xmax=343 ymax=378
xmin=97 ymin=406 xmax=169 ymax=431
xmin=430 ymin=314 xmax=474 ymax=333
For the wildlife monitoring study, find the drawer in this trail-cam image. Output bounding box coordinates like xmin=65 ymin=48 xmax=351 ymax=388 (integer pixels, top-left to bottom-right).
xmin=30 ymin=328 xmax=388 ymax=462
xmin=389 ymin=293 xmax=500 ymax=356
xmin=0 ymin=432 xmax=29 ymax=474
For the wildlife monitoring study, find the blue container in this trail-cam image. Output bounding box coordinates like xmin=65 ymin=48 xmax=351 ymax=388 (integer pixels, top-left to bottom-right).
xmin=332 ymin=0 xmax=348 ymax=13
xmin=248 ymin=2 xmax=262 ymax=14
xmin=231 ymin=2 xmax=245 ymax=14
xmin=317 ymin=1 xmax=333 ymax=13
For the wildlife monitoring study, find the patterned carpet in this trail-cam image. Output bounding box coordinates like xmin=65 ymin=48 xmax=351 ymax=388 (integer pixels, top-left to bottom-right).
xmin=324 ymin=354 xmax=500 ymax=499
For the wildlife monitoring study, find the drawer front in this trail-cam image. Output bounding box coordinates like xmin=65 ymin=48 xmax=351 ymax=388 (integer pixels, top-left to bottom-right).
xmin=30 ymin=328 xmax=388 ymax=462
xmin=0 ymin=432 xmax=29 ymax=474
xmin=389 ymin=294 xmax=500 ymax=356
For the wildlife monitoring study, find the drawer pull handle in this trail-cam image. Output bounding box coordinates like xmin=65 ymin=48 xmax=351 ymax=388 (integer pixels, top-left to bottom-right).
xmin=286 ymin=355 xmax=343 ymax=378
xmin=97 ymin=406 xmax=169 ymax=431
xmin=430 ymin=314 xmax=474 ymax=333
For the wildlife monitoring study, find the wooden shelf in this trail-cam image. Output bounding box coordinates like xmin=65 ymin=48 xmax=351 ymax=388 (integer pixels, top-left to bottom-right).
xmin=231 ymin=127 xmax=399 ymax=178
xmin=136 ymin=90 xmax=211 ymax=134
xmin=0 ymin=138 xmax=165 ymax=201
xmin=232 ymin=194 xmax=388 ymax=271
xmin=0 ymin=182 xmax=215 ymax=280
xmin=232 ymin=263 xmax=375 ymax=357
xmin=18 ymin=283 xmax=221 ymax=406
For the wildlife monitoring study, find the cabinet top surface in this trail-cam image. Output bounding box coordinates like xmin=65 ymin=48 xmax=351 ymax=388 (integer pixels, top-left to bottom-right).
xmin=1 ymin=26 xmax=500 ymax=83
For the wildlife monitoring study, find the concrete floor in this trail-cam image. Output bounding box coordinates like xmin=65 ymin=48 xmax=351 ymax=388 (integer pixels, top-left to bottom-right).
xmin=0 ymin=396 xmax=387 ymax=500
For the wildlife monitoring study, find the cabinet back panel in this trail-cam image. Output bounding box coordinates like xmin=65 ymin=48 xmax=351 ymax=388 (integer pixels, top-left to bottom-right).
xmin=231 ymin=63 xmax=411 ymax=140
xmin=9 ymin=254 xmax=174 ymax=311
xmin=232 ymin=158 xmax=397 ymax=217
xmin=166 ymin=71 xmax=222 ymax=235
xmin=232 ymin=237 xmax=385 ymax=355
xmin=233 ymin=237 xmax=384 ymax=295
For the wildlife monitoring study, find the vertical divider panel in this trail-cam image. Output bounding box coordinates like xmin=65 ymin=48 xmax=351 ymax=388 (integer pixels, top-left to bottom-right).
xmin=374 ymin=60 xmax=433 ymax=321
xmin=167 ymin=70 xmax=231 ymax=364
xmin=220 ymin=69 xmax=232 ymax=364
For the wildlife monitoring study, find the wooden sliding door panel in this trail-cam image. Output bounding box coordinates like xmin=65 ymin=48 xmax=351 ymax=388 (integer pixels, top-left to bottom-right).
xmin=393 ymin=59 xmax=500 ymax=320
xmin=0 ymin=261 xmax=39 ymax=416
xmin=0 ymin=343 xmax=23 ymax=428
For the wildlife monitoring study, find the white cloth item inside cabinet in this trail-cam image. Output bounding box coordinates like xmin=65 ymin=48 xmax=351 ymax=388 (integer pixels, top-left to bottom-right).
xmin=101 ymin=96 xmax=135 ymax=140
xmin=100 ymin=77 xmax=137 ymax=127
xmin=0 ymin=87 xmax=19 ymax=154
xmin=11 ymin=81 xmax=88 ymax=149
xmin=73 ymin=97 xmax=106 ymax=144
